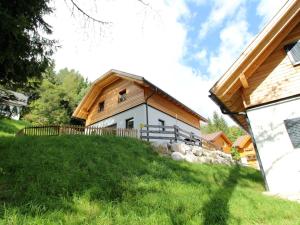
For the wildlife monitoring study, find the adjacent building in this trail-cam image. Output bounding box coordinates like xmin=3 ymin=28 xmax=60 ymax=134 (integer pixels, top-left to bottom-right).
xmin=209 ymin=0 xmax=300 ymax=193
xmin=72 ymin=70 xmax=207 ymax=139
xmin=232 ymin=135 xmax=258 ymax=169
xmin=200 ymin=131 xmax=232 ymax=153
xmin=0 ymin=89 xmax=28 ymax=120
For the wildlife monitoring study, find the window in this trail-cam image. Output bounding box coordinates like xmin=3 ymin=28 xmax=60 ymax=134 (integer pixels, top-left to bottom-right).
xmin=98 ymin=101 xmax=105 ymax=112
xmin=158 ymin=119 xmax=165 ymax=131
xmin=284 ymin=117 xmax=300 ymax=149
xmin=285 ymin=40 xmax=300 ymax=66
xmin=118 ymin=89 xmax=127 ymax=103
xmin=126 ymin=118 xmax=134 ymax=129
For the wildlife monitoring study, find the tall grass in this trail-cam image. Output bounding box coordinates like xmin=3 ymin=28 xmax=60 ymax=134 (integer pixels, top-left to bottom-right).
xmin=0 ymin=135 xmax=299 ymax=225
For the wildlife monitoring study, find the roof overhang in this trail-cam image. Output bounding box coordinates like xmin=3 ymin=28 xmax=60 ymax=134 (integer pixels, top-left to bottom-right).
xmin=209 ymin=0 xmax=300 ymax=130
xmin=72 ymin=69 xmax=207 ymax=122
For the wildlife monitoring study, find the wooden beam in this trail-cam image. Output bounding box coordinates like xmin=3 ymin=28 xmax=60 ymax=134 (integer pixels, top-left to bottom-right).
xmin=239 ymin=73 xmax=249 ymax=88
xmin=240 ymin=89 xmax=250 ymax=108
xmin=217 ymin=7 xmax=300 ymax=100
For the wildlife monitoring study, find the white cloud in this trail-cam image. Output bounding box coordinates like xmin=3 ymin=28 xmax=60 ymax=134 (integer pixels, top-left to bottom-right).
xmin=207 ymin=8 xmax=254 ymax=80
xmin=46 ymin=0 xmax=222 ymax=120
xmin=194 ymin=49 xmax=207 ymax=61
xmin=256 ymin=0 xmax=287 ymax=28
xmin=186 ymin=0 xmax=206 ymax=6
xmin=198 ymin=0 xmax=243 ymax=39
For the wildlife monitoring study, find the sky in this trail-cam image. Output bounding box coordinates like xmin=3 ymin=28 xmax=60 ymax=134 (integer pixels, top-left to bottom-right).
xmin=46 ymin=0 xmax=287 ymax=124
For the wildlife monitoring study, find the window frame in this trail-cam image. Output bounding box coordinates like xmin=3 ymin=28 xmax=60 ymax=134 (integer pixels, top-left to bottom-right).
xmin=118 ymin=89 xmax=127 ymax=103
xmin=284 ymin=117 xmax=300 ymax=149
xmin=98 ymin=101 xmax=105 ymax=112
xmin=284 ymin=40 xmax=300 ymax=66
xmin=158 ymin=119 xmax=165 ymax=132
xmin=125 ymin=117 xmax=134 ymax=129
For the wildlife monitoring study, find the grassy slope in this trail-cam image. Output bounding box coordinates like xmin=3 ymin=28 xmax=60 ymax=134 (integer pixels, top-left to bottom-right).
xmin=0 ymin=118 xmax=30 ymax=137
xmin=0 ymin=119 xmax=300 ymax=225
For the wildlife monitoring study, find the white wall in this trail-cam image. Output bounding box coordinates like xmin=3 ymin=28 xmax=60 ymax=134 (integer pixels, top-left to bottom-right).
xmin=10 ymin=105 xmax=21 ymax=120
xmin=90 ymin=104 xmax=146 ymax=129
xmin=247 ymin=97 xmax=300 ymax=193
xmin=89 ymin=104 xmax=201 ymax=144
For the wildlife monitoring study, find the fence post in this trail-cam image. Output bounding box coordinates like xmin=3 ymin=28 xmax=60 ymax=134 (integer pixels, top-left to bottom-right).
xmin=174 ymin=125 xmax=178 ymax=143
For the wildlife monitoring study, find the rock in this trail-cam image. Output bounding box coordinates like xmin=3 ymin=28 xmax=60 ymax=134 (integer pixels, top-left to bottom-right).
xmin=216 ymin=150 xmax=232 ymax=159
xmin=151 ymin=142 xmax=170 ymax=155
xmin=191 ymin=146 xmax=203 ymax=156
xmin=202 ymin=149 xmax=213 ymax=157
xmin=197 ymin=156 xmax=211 ymax=164
xmin=171 ymin=152 xmax=185 ymax=161
xmin=185 ymin=151 xmax=198 ymax=163
xmin=171 ymin=143 xmax=191 ymax=154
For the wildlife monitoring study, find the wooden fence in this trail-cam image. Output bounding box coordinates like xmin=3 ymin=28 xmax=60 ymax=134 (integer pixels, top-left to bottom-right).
xmin=17 ymin=125 xmax=139 ymax=138
xmin=17 ymin=124 xmax=219 ymax=150
xmin=140 ymin=124 xmax=220 ymax=149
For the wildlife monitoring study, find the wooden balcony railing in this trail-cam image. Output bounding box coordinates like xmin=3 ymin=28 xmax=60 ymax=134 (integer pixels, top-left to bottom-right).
xmin=140 ymin=124 xmax=220 ymax=149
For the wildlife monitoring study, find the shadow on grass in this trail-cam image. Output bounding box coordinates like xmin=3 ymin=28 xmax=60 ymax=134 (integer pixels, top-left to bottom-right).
xmin=202 ymin=166 xmax=240 ymax=225
xmin=0 ymin=135 xmax=263 ymax=223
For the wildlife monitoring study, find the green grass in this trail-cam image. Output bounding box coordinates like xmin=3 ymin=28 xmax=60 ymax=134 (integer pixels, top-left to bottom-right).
xmin=0 ymin=134 xmax=300 ymax=225
xmin=0 ymin=118 xmax=30 ymax=137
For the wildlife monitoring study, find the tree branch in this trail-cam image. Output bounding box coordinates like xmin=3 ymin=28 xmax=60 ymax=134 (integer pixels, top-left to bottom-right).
xmin=68 ymin=0 xmax=111 ymax=25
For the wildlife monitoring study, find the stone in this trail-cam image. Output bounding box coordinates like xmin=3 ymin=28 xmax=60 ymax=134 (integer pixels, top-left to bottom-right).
xmin=191 ymin=146 xmax=203 ymax=156
xmin=171 ymin=152 xmax=185 ymax=161
xmin=216 ymin=150 xmax=232 ymax=159
xmin=202 ymin=150 xmax=213 ymax=157
xmin=185 ymin=151 xmax=198 ymax=163
xmin=151 ymin=142 xmax=170 ymax=155
xmin=197 ymin=156 xmax=211 ymax=164
xmin=171 ymin=143 xmax=191 ymax=154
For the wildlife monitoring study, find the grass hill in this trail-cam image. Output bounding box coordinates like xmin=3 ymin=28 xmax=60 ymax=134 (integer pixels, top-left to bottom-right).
xmin=0 ymin=119 xmax=300 ymax=224
xmin=0 ymin=118 xmax=30 ymax=137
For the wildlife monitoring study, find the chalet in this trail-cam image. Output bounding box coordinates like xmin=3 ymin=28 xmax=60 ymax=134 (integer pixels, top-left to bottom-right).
xmin=200 ymin=131 xmax=232 ymax=153
xmin=0 ymin=89 xmax=28 ymax=120
xmin=232 ymin=135 xmax=258 ymax=169
xmin=209 ymin=0 xmax=300 ymax=193
xmin=72 ymin=70 xmax=207 ymax=140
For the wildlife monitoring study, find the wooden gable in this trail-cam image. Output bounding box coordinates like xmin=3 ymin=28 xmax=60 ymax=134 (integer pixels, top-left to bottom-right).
xmin=210 ymin=0 xmax=300 ymax=130
xmin=86 ymin=78 xmax=145 ymax=126
xmin=73 ymin=69 xmax=207 ymax=127
xmin=243 ymin=22 xmax=300 ymax=107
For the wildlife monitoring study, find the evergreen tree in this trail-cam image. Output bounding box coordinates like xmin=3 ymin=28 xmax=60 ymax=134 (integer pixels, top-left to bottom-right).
xmin=0 ymin=0 xmax=54 ymax=88
xmin=201 ymin=111 xmax=245 ymax=142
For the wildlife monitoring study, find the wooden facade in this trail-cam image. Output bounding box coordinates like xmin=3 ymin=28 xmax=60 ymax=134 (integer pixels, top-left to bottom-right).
xmin=146 ymin=91 xmax=201 ymax=128
xmin=200 ymin=131 xmax=232 ymax=153
xmin=244 ymin=22 xmax=300 ymax=107
xmin=209 ymin=0 xmax=300 ymax=130
xmin=233 ymin=135 xmax=257 ymax=168
xmin=86 ymin=79 xmax=145 ymax=126
xmin=73 ymin=70 xmax=206 ymax=128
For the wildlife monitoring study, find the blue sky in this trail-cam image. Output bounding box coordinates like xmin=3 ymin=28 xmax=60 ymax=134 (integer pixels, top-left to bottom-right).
xmin=180 ymin=0 xmax=265 ymax=75
xmin=48 ymin=0 xmax=287 ymax=122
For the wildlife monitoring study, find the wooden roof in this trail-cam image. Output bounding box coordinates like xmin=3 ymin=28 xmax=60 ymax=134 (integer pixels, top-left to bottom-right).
xmin=200 ymin=131 xmax=232 ymax=145
xmin=72 ymin=69 xmax=207 ymax=122
xmin=0 ymin=88 xmax=28 ymax=107
xmin=209 ymin=0 xmax=300 ymax=130
xmin=233 ymin=135 xmax=251 ymax=148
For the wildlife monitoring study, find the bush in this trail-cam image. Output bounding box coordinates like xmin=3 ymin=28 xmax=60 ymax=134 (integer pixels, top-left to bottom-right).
xmin=230 ymin=147 xmax=241 ymax=161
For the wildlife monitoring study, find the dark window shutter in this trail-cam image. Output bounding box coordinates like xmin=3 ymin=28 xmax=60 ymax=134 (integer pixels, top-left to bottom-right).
xmin=285 ymin=40 xmax=300 ymax=66
xmin=284 ymin=117 xmax=300 ymax=149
